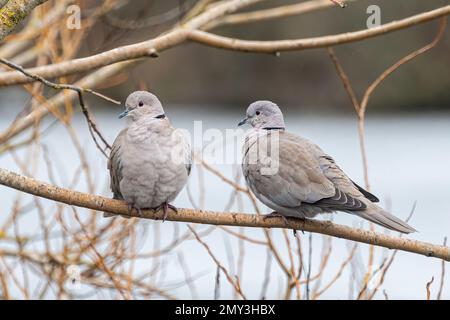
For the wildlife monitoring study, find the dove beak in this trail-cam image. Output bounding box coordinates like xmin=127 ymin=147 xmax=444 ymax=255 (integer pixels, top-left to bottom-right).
xmin=238 ymin=117 xmax=248 ymax=126
xmin=118 ymin=110 xmax=129 ymax=119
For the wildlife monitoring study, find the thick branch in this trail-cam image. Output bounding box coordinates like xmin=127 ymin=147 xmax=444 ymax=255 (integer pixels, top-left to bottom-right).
xmin=0 ymin=0 xmax=263 ymax=86
xmin=0 ymin=29 xmax=188 ymax=86
xmin=0 ymin=4 xmax=448 ymax=86
xmin=189 ymin=5 xmax=450 ymax=53
xmin=1 ymin=167 xmax=449 ymax=262
xmin=0 ymin=0 xmax=48 ymax=41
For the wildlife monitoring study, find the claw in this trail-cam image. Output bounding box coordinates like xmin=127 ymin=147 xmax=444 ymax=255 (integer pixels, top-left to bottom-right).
xmin=263 ymin=211 xmax=290 ymax=226
xmin=127 ymin=203 xmax=142 ymax=218
xmin=167 ymin=203 xmax=178 ymax=213
xmin=157 ymin=202 xmax=178 ymax=222
xmin=263 ymin=212 xmax=306 ymax=237
xmin=162 ymin=202 xmax=169 ymax=222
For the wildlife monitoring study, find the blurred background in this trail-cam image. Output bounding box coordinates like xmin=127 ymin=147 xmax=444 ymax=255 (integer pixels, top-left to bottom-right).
xmin=77 ymin=0 xmax=450 ymax=111
xmin=0 ymin=0 xmax=449 ymax=300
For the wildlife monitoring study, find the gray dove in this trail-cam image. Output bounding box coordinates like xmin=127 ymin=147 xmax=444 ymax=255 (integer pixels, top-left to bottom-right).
xmin=239 ymin=100 xmax=416 ymax=234
xmin=106 ymin=91 xmax=191 ymax=220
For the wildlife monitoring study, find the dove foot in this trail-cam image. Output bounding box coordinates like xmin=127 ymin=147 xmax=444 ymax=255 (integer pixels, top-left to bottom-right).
xmin=289 ymin=216 xmax=307 ymax=236
xmin=127 ymin=204 xmax=143 ymax=217
xmin=263 ymin=211 xmax=290 ymax=226
xmin=263 ymin=212 xmax=304 ymax=236
xmin=156 ymin=202 xmax=178 ymax=222
xmin=293 ymin=217 xmax=307 ymax=236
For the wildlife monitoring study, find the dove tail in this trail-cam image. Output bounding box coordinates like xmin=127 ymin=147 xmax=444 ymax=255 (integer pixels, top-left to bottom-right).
xmin=354 ymin=205 xmax=417 ymax=234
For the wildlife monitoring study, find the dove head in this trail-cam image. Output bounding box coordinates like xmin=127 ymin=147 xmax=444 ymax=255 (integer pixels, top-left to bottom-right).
xmin=238 ymin=100 xmax=285 ymax=130
xmin=119 ymin=91 xmax=165 ymax=122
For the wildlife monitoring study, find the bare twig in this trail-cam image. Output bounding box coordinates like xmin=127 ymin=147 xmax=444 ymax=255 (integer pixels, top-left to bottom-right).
xmin=306 ymin=233 xmax=313 ymax=300
xmin=188 ymin=225 xmax=246 ymax=299
xmin=0 ymin=5 xmax=448 ymax=86
xmin=330 ymin=0 xmax=347 ymax=8
xmin=0 ymin=57 xmax=119 ymax=156
xmin=437 ymin=237 xmax=447 ymax=300
xmin=207 ymin=0 xmax=353 ymax=29
xmin=426 ymin=276 xmax=434 ymax=301
xmin=359 ymin=17 xmax=447 ymax=116
xmin=328 ymin=17 xmax=446 ymax=188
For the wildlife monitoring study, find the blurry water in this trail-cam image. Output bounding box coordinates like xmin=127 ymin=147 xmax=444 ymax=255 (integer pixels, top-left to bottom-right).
xmin=1 ymin=98 xmax=449 ymax=299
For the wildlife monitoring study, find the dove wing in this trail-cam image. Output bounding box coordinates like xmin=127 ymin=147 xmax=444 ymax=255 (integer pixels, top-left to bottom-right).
xmin=108 ymin=128 xmax=127 ymax=200
xmin=169 ymin=124 xmax=192 ymax=176
xmin=183 ymin=137 xmax=192 ymax=176
xmin=245 ymin=131 xmax=372 ymax=211
xmin=244 ymin=131 xmax=336 ymax=208
xmin=307 ymin=141 xmax=369 ymax=210
xmin=350 ymin=179 xmax=379 ymax=202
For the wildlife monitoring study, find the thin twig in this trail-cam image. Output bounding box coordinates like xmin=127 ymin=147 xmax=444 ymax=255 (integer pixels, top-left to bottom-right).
xmin=188 ymin=225 xmax=247 ymax=299
xmin=426 ymin=276 xmax=434 ymax=301
xmin=330 ymin=0 xmax=346 ymax=8
xmin=0 ymin=57 xmax=118 ymax=157
xmin=437 ymin=237 xmax=447 ymax=300
xmin=306 ymin=233 xmax=312 ymax=300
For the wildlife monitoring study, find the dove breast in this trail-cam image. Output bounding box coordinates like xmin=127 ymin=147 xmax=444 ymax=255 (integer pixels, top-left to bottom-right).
xmin=111 ymin=117 xmax=190 ymax=209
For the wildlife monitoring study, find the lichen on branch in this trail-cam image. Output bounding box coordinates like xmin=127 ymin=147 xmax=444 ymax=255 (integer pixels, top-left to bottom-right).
xmin=0 ymin=0 xmax=48 ymax=41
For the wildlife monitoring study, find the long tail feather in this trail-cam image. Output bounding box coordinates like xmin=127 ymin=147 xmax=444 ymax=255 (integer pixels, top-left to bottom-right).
xmin=354 ymin=204 xmax=417 ymax=234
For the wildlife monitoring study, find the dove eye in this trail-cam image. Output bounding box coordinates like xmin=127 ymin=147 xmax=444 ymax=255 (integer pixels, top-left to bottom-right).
xmin=256 ymin=111 xmax=261 ymax=116
xmin=138 ymin=101 xmax=144 ymax=107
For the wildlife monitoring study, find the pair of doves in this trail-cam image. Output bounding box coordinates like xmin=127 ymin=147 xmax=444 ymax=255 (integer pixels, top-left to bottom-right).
xmin=106 ymin=91 xmax=415 ymax=234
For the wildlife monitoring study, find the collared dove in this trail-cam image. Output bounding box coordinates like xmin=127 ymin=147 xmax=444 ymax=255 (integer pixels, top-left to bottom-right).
xmin=106 ymin=91 xmax=191 ymax=220
xmin=239 ymin=100 xmax=416 ymax=234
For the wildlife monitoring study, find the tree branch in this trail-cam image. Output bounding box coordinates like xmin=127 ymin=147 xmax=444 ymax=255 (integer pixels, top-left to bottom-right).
xmin=0 ymin=167 xmax=449 ymax=262
xmin=0 ymin=59 xmax=139 ymax=144
xmin=188 ymin=5 xmax=450 ymax=53
xmin=0 ymin=4 xmax=448 ymax=86
xmin=0 ymin=57 xmax=120 ymax=157
xmin=0 ymin=0 xmax=48 ymax=41
xmin=207 ymin=0 xmax=353 ymax=29
xmin=0 ymin=0 xmax=264 ymax=86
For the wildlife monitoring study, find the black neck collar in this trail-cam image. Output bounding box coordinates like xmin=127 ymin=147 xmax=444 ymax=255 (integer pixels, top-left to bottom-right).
xmin=263 ymin=127 xmax=285 ymax=131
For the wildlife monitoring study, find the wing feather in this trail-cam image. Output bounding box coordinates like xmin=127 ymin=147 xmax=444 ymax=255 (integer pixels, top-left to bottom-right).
xmin=108 ymin=129 xmax=127 ymax=200
xmin=244 ymin=131 xmax=377 ymax=212
xmin=243 ymin=131 xmax=335 ymax=208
